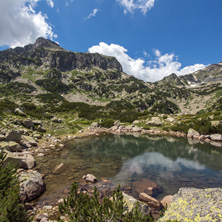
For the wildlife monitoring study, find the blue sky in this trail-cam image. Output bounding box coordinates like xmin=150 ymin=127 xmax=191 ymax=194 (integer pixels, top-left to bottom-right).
xmin=0 ymin=0 xmax=222 ymax=82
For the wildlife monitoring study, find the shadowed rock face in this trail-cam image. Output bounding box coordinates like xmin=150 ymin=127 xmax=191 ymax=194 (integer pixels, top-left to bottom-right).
xmin=0 ymin=37 xmax=123 ymax=72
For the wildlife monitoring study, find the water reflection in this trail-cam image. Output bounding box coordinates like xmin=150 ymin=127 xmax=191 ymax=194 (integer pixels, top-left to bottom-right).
xmin=35 ymin=133 xmax=222 ymax=205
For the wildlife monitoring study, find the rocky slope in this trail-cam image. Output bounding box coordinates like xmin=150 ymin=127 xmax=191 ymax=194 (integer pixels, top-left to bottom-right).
xmin=0 ymin=37 xmax=222 ymax=116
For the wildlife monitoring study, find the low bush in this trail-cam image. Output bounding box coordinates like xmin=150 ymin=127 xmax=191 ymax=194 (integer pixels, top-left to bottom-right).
xmin=58 ymin=183 xmax=152 ymax=222
xmin=0 ymin=152 xmax=30 ymax=222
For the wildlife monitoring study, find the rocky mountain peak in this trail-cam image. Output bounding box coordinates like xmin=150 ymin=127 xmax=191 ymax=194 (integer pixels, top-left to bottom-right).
xmin=32 ymin=37 xmax=61 ymax=50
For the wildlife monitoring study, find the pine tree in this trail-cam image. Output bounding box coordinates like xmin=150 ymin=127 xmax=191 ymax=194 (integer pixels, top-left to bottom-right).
xmin=0 ymin=152 xmax=30 ymax=222
xmin=59 ymin=182 xmax=153 ymax=222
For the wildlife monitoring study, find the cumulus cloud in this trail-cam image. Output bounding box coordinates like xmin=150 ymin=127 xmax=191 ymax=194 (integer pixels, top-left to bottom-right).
xmin=0 ymin=0 xmax=55 ymax=48
xmin=46 ymin=0 xmax=54 ymax=8
xmin=88 ymin=42 xmax=206 ymax=82
xmin=86 ymin=9 xmax=99 ymax=20
xmin=117 ymin=0 xmax=156 ymax=15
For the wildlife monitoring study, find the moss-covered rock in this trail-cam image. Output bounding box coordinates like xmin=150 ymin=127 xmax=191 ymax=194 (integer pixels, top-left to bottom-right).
xmin=158 ymin=187 xmax=222 ymax=222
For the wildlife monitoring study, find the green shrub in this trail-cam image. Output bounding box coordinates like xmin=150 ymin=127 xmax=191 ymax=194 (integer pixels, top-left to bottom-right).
xmin=59 ymin=183 xmax=152 ymax=222
xmin=100 ymin=119 xmax=114 ymax=128
xmin=0 ymin=152 xmax=30 ymax=222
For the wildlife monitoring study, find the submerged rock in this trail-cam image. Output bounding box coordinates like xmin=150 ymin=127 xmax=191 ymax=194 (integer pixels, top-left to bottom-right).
xmin=19 ymin=170 xmax=45 ymax=202
xmin=132 ymin=179 xmax=162 ymax=197
xmin=52 ymin=163 xmax=66 ymax=174
xmin=158 ymin=188 xmax=222 ymax=222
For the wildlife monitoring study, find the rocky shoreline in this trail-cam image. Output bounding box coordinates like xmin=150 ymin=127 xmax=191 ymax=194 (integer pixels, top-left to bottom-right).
xmin=1 ymin=118 xmax=222 ymax=221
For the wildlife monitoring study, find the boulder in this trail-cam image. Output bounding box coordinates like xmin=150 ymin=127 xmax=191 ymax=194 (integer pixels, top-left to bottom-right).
xmin=123 ymin=193 xmax=151 ymax=216
xmin=5 ymin=151 xmax=36 ymax=169
xmin=165 ymin=117 xmax=175 ymax=123
xmin=132 ymin=179 xmax=162 ymax=197
xmin=23 ymin=120 xmax=34 ymax=129
xmin=158 ymin=188 xmax=222 ymax=222
xmin=0 ymin=141 xmax=22 ymax=152
xmin=22 ymin=135 xmax=38 ymax=146
xmin=5 ymin=130 xmax=22 ymax=143
xmin=52 ymin=163 xmax=66 ymax=174
xmin=82 ymin=174 xmax=97 ymax=183
xmin=160 ymin=195 xmax=173 ymax=208
xmin=114 ymin=120 xmax=121 ymax=127
xmin=210 ymin=134 xmax=222 ymax=141
xmin=33 ymin=120 xmax=42 ymax=126
xmin=14 ymin=108 xmax=26 ymax=117
xmin=110 ymin=126 xmax=118 ymax=131
xmin=8 ymin=141 xmax=23 ymax=152
xmin=146 ymin=117 xmax=162 ymax=126
xmin=139 ymin=193 xmax=161 ymax=209
xmin=19 ymin=170 xmax=45 ymax=202
xmin=37 ymin=126 xmax=46 ymax=132
xmin=0 ymin=134 xmax=5 ymax=141
xmin=125 ymin=125 xmax=133 ymax=131
xmin=187 ymin=128 xmax=200 ymax=139
xmin=132 ymin=126 xmax=142 ymax=133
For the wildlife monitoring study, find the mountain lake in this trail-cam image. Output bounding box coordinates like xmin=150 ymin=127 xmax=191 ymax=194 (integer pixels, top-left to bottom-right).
xmin=34 ymin=133 xmax=222 ymax=207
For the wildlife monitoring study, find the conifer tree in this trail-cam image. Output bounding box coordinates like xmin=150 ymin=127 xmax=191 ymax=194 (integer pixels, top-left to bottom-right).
xmin=0 ymin=152 xmax=30 ymax=222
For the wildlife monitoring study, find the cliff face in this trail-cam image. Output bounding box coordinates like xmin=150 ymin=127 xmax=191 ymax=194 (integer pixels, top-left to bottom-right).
xmin=0 ymin=37 xmax=123 ymax=72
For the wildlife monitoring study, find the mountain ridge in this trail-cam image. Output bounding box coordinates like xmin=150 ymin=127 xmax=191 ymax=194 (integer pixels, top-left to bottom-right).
xmin=0 ymin=37 xmax=222 ymax=115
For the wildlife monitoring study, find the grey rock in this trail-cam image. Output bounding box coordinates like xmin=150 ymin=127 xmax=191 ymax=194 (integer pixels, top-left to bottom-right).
xmin=5 ymin=151 xmax=36 ymax=169
xmin=52 ymin=117 xmax=62 ymax=123
xmin=5 ymin=130 xmax=22 ymax=143
xmin=146 ymin=117 xmax=162 ymax=126
xmin=210 ymin=134 xmax=222 ymax=141
xmin=19 ymin=170 xmax=45 ymax=202
xmin=0 ymin=134 xmax=5 ymax=141
xmin=23 ymin=120 xmax=34 ymax=129
xmin=37 ymin=126 xmax=46 ymax=132
xmin=14 ymin=108 xmax=26 ymax=117
xmin=123 ymin=193 xmax=151 ymax=216
xmin=91 ymin=122 xmax=99 ymax=128
xmin=83 ymin=174 xmax=97 ymax=183
xmin=187 ymin=128 xmax=200 ymax=138
xmin=33 ymin=120 xmax=42 ymax=126
xmin=22 ymin=135 xmax=38 ymax=146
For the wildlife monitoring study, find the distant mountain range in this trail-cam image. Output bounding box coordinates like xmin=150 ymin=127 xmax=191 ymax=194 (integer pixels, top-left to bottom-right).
xmin=0 ymin=37 xmax=222 ymax=115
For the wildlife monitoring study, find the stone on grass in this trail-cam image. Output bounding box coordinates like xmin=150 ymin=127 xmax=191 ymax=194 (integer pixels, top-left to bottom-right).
xmin=22 ymin=135 xmax=38 ymax=146
xmin=5 ymin=130 xmax=22 ymax=143
xmin=0 ymin=134 xmax=5 ymax=141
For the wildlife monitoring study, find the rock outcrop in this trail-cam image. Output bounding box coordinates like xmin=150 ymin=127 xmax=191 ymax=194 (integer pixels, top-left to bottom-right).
xmin=19 ymin=170 xmax=45 ymax=202
xmin=158 ymin=188 xmax=222 ymax=222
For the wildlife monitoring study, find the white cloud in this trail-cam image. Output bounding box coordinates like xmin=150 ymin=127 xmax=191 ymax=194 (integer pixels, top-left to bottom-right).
xmin=46 ymin=0 xmax=54 ymax=8
xmin=86 ymin=9 xmax=98 ymax=20
xmin=65 ymin=1 xmax=69 ymax=6
xmin=0 ymin=0 xmax=55 ymax=48
xmin=117 ymin=0 xmax=156 ymax=15
xmin=88 ymin=42 xmax=206 ymax=82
